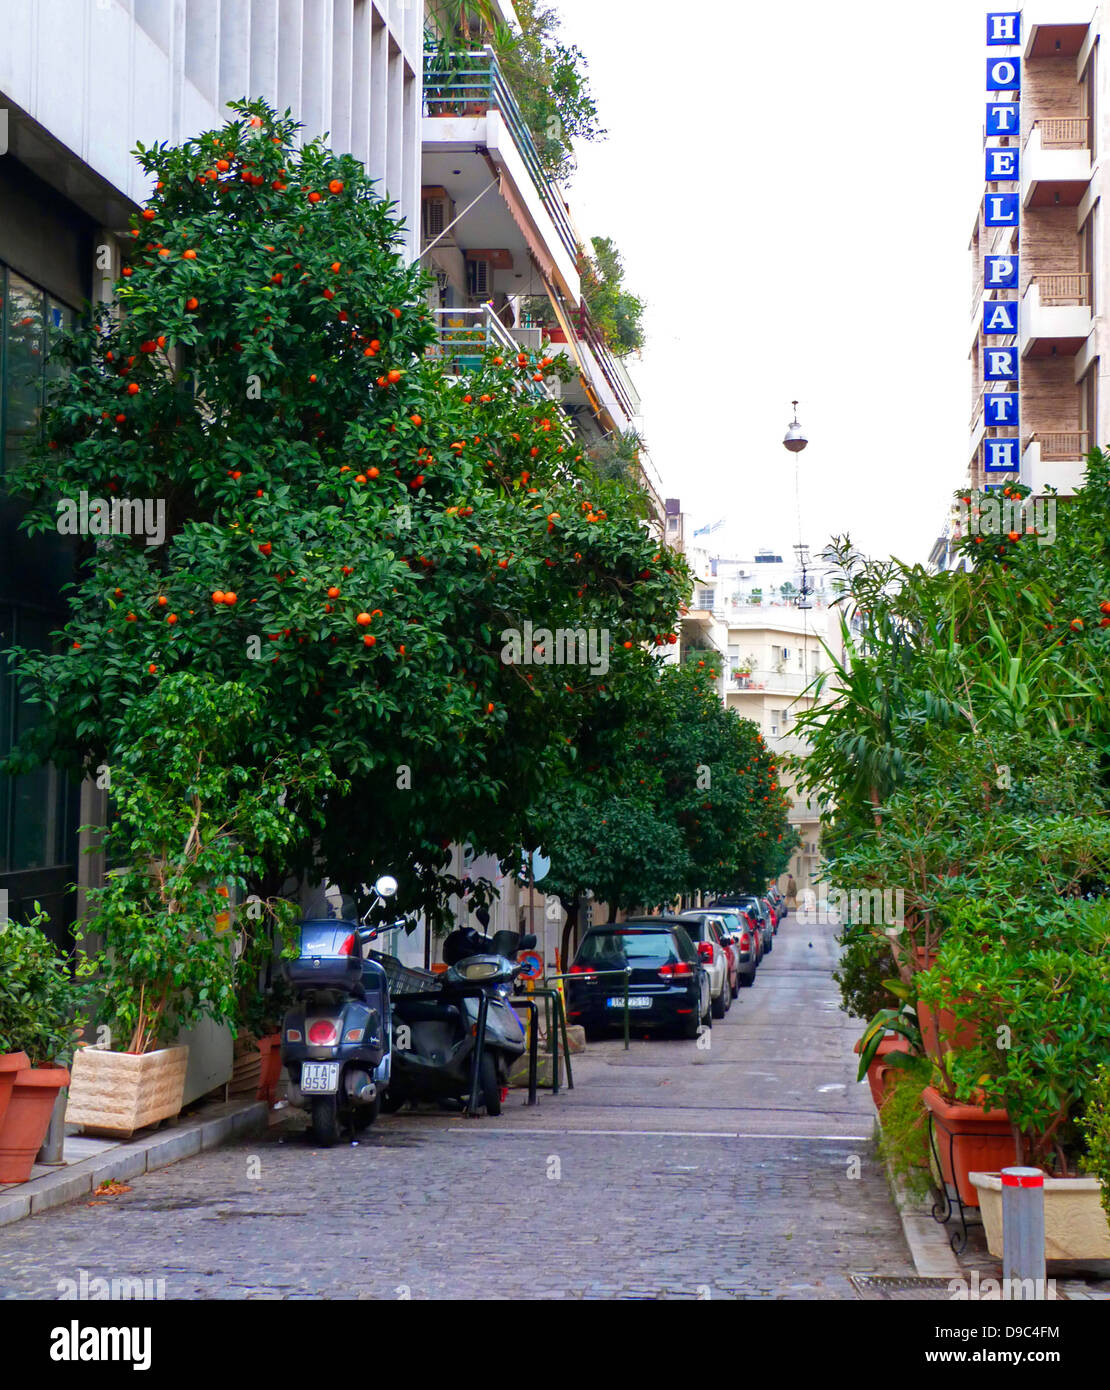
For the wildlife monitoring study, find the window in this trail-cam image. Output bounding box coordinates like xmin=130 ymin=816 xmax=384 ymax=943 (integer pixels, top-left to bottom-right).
xmin=1 ymin=268 xmax=74 ymax=477
xmin=1081 ymin=361 xmax=1099 ymax=451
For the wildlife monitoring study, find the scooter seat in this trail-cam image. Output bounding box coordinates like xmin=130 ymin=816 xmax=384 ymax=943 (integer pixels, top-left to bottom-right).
xmin=394 ymin=1000 xmax=461 ymax=1026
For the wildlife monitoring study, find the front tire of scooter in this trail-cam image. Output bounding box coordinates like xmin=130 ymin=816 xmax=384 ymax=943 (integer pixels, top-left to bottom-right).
xmin=480 ymin=1051 xmax=501 ymax=1117
xmin=309 ymin=1096 xmax=340 ymax=1147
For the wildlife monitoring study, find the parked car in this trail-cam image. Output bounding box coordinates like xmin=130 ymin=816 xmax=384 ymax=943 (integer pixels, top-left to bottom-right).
xmin=767 ymin=885 xmax=787 ymax=922
xmin=566 ymin=919 xmax=711 ymax=1040
xmin=696 ymin=909 xmax=758 ymax=988
xmin=762 ymin=896 xmax=780 ymax=934
xmin=710 ymin=895 xmax=774 ymax=956
xmin=675 ymin=912 xmax=735 ymax=1017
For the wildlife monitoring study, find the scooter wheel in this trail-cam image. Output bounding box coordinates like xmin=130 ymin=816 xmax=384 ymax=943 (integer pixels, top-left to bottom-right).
xmin=309 ymin=1096 xmax=340 ymax=1147
xmin=480 ymin=1052 xmax=501 ymax=1117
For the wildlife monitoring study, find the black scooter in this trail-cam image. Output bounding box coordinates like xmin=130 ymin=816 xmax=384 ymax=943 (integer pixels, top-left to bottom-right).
xmin=281 ymin=874 xmax=405 ymax=1146
xmin=382 ymin=928 xmax=537 ymax=1117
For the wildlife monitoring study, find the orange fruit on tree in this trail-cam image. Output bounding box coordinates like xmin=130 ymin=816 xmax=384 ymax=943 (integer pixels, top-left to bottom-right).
xmin=308 ymin=191 xmax=321 ymax=203
xmin=157 ymin=595 xmax=168 ymax=606
xmin=363 ymin=634 xmax=376 ymax=647
xmin=329 ymin=180 xmax=344 ymax=194
xmin=183 ymin=248 xmax=197 ymax=260
xmin=327 ymin=587 xmax=340 ymax=599
xmin=356 ymin=612 xmax=373 ymax=626
xmin=224 ymin=592 xmax=238 ymax=605
xmin=186 ymin=297 xmax=199 ymax=310
xmin=367 ymin=467 xmax=379 ymax=479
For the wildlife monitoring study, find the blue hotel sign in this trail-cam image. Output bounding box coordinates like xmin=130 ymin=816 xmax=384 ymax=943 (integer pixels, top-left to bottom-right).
xmin=982 ymin=15 xmax=1022 ymax=475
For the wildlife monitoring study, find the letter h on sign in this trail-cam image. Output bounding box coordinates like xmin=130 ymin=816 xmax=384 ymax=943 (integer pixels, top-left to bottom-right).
xmin=987 ymin=13 xmax=1021 ymax=46
xmin=984 ymin=438 xmax=1020 ymax=472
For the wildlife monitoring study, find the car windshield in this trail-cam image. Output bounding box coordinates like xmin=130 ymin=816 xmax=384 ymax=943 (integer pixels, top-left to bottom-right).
xmin=577 ymin=929 xmax=676 ymax=965
xmin=704 ymin=912 xmax=741 ymax=931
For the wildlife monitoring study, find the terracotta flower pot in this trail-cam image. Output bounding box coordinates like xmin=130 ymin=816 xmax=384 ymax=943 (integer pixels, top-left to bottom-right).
xmin=256 ymin=1032 xmax=284 ymax=1104
xmin=0 ymin=1051 xmax=30 ymax=1136
xmin=923 ymin=1085 xmax=1018 ymax=1208
xmin=0 ymin=1066 xmax=70 ymax=1183
xmin=854 ymin=1036 xmax=911 ymax=1109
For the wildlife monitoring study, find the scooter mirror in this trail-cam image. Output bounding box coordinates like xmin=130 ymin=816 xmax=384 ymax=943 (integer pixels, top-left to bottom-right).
xmin=374 ymin=875 xmax=399 ymax=899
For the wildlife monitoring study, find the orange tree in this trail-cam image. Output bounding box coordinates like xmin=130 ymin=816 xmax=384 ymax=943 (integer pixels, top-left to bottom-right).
xmin=5 ymin=100 xmax=689 ymax=926
xmin=538 ymin=659 xmax=797 ymax=955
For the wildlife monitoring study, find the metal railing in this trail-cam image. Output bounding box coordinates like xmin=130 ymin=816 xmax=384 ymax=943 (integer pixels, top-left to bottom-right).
xmin=1030 ymin=430 xmax=1090 ymax=460
xmin=1031 ymin=272 xmax=1091 ymax=306
xmin=423 ymin=47 xmax=578 ymax=263
xmin=1033 ymin=116 xmax=1090 ymax=149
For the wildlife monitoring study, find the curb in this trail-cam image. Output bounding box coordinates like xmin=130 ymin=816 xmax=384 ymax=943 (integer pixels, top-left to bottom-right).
xmin=877 ymin=1121 xmax=961 ymax=1278
xmin=0 ymin=1099 xmax=268 ymax=1228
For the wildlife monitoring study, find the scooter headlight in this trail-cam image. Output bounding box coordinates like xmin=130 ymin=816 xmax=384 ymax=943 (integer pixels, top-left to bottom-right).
xmin=457 ymin=960 xmax=502 ymax=981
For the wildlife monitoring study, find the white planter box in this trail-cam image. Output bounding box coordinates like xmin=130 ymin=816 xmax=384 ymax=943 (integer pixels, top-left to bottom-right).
xmin=64 ymin=1045 xmax=189 ymax=1138
xmin=970 ymin=1171 xmax=1110 ymax=1261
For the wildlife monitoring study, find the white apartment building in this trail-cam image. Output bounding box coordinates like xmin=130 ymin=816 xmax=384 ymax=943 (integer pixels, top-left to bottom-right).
xmin=713 ymin=554 xmax=840 ymax=898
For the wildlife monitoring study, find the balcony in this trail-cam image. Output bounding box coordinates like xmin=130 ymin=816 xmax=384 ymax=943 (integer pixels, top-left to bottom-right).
xmin=1022 ymin=119 xmax=1092 ymax=208
xmin=527 ymin=301 xmax=642 ymax=429
xmin=1020 ymin=274 xmax=1092 ymax=357
xmin=427 ymin=305 xmax=572 ymax=426
xmin=423 ymin=48 xmax=579 ymax=298
xmin=1022 ymin=432 xmax=1089 ymax=497
xmin=727 ymin=668 xmax=818 ymax=697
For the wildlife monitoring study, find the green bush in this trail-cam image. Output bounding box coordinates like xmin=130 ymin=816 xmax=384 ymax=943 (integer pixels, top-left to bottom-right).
xmin=834 ymin=922 xmax=896 ymax=1022
xmin=877 ymin=1057 xmax=934 ymax=1202
xmin=0 ymin=905 xmax=85 ymax=1066
xmin=1080 ymin=1064 xmax=1110 ymax=1227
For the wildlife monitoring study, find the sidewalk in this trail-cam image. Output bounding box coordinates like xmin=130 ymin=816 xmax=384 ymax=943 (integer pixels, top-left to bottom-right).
xmin=0 ymin=1097 xmax=269 ymax=1228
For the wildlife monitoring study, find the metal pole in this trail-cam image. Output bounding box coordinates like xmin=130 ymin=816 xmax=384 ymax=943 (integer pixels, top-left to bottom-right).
xmin=1001 ymin=1167 xmax=1046 ymax=1298
xmin=467 ymin=991 xmax=491 ymax=1118
xmin=36 ymin=1086 xmax=68 ymax=1166
xmin=623 ymin=967 xmax=630 ymax=1051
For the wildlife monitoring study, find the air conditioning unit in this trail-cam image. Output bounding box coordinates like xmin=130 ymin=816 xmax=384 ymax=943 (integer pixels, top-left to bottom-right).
xmin=421 ymin=187 xmax=454 ymax=244
xmin=467 ymin=255 xmax=492 ymax=300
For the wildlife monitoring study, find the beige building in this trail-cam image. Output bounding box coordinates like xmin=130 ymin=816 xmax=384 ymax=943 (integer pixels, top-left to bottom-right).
xmin=969 ymin=3 xmax=1107 ymax=497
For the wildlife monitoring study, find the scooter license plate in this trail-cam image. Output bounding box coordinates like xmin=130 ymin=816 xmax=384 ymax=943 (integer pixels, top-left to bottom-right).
xmin=300 ymin=1062 xmax=340 ymax=1094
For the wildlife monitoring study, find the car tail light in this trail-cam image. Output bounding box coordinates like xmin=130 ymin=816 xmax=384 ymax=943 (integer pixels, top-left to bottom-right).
xmin=696 ymin=941 xmax=714 ymax=963
xmin=307 ymin=1019 xmax=339 ymax=1045
xmin=659 ymin=961 xmax=692 ymax=978
xmin=338 ymin=933 xmax=356 ymax=956
xmin=570 ymin=963 xmax=596 ymax=975
xmin=285 ymin=1028 xmax=302 ymax=1042
xmin=739 ymin=932 xmax=751 ymax=950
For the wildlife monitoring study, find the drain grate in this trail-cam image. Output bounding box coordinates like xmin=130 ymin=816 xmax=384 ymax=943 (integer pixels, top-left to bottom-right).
xmin=850 ymin=1275 xmax=957 ymax=1301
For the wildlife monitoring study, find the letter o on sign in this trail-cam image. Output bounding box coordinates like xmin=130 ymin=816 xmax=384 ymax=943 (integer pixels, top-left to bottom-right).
xmin=987 ymin=57 xmax=1020 ymax=91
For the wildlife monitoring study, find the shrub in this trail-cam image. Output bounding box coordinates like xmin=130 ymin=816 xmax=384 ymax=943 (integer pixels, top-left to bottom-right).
xmin=0 ymin=905 xmax=85 ymax=1066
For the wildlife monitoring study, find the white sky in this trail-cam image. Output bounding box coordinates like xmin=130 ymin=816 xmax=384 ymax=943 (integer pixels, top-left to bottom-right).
xmin=553 ymin=0 xmax=988 ymax=564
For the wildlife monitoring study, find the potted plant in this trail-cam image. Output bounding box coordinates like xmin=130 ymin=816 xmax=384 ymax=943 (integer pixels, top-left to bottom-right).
xmin=854 ymin=977 xmax=922 ymax=1109
xmin=0 ymin=905 xmax=84 ymax=1183
xmin=927 ymin=895 xmax=1110 ymax=1232
xmin=66 ymin=673 xmax=331 ymax=1137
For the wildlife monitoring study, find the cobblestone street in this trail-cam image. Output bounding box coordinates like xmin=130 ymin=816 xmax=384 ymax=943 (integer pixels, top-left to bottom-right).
xmin=0 ymin=918 xmax=915 ymax=1299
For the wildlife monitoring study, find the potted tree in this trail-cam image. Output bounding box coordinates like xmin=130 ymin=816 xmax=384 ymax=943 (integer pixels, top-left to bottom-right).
xmin=0 ymin=906 xmax=83 ymax=1182
xmin=932 ymin=894 xmax=1110 ymax=1243
xmin=66 ymin=672 xmax=330 ymax=1137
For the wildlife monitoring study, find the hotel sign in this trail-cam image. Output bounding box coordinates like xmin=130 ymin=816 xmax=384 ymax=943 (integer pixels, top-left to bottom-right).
xmin=982 ymin=12 xmax=1022 ymax=475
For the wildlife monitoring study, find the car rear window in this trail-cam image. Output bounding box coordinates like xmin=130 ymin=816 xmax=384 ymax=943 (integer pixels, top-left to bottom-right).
xmin=677 ymin=916 xmax=709 ymax=942
xmin=577 ymin=929 xmax=678 ymax=965
xmin=704 ymin=913 xmax=741 ymax=932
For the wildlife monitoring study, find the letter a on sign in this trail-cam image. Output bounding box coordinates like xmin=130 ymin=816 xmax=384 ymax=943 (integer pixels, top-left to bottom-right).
xmin=987 ymin=13 xmax=1021 ymax=46
xmin=987 ymin=57 xmax=1020 ymax=92
xmin=985 ymin=194 xmax=1019 ymax=226
xmin=984 ymin=347 xmax=1018 ymax=381
xmin=983 ymin=300 xmax=1018 ymax=335
xmin=984 ymin=256 xmax=1018 ymax=289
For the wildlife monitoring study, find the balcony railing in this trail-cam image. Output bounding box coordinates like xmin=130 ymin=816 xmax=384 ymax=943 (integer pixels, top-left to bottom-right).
xmin=423 ymin=48 xmax=578 ymax=263
xmin=1030 ymin=430 xmax=1090 ymax=460
xmin=1031 ymin=272 xmax=1091 ymax=306
xmin=1033 ymin=117 xmax=1090 ymax=149
xmin=428 ymin=306 xmax=571 ymax=433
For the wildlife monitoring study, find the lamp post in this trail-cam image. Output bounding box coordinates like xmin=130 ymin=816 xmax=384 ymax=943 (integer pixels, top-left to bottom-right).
xmin=783 ymin=400 xmax=809 ymax=455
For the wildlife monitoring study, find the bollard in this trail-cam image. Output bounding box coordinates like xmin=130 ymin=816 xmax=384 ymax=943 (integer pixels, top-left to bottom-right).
xmin=1001 ymin=1166 xmax=1046 ymax=1299
xmin=36 ymin=1087 xmax=68 ymax=1166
